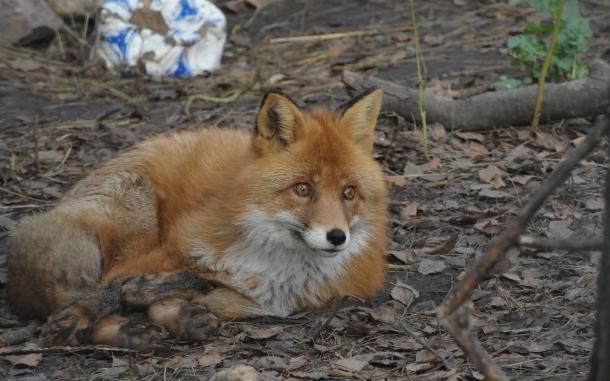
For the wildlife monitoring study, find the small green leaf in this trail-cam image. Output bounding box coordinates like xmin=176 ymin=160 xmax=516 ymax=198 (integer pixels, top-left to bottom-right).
xmin=494 ymin=75 xmax=524 ymax=91
xmin=523 ymin=21 xmax=553 ymax=34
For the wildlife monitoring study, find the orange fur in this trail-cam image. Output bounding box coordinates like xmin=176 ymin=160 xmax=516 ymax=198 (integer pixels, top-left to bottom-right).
xmin=7 ymin=89 xmax=388 ymax=344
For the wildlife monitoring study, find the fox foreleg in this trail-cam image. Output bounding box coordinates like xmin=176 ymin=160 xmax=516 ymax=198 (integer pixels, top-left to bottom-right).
xmin=41 ymin=271 xmax=219 ymax=348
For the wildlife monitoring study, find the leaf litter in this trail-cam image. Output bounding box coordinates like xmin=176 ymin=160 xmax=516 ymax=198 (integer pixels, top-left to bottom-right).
xmin=0 ymin=0 xmax=608 ymax=380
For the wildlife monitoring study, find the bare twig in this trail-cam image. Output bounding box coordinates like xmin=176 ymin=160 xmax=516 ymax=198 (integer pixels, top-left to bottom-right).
xmin=83 ymin=79 xmax=136 ymax=103
xmin=311 ymin=298 xmax=347 ymax=339
xmin=519 ymin=234 xmax=603 ymax=252
xmin=398 ymin=322 xmax=453 ymax=370
xmin=0 ymin=187 xmax=49 ymax=203
xmin=0 ymin=345 xmax=137 ymax=356
xmin=0 ymin=204 xmax=51 ymax=211
xmin=531 ymin=0 xmax=564 ymax=132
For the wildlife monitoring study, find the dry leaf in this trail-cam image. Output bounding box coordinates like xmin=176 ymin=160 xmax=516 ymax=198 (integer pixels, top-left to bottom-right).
xmin=245 ymin=325 xmax=283 ymax=339
xmin=6 ymin=353 xmax=42 ymax=367
xmin=455 ymin=131 xmax=485 ymax=143
xmin=334 ymin=357 xmax=368 ymax=372
xmin=390 ymin=280 xmax=419 ymax=307
xmin=400 ymin=202 xmax=417 ymax=221
xmin=0 ymin=215 xmax=16 ymax=229
xmin=406 ymin=362 xmax=434 ymax=372
xmin=428 ymin=123 xmax=446 ymax=141
xmin=36 ymin=150 xmax=64 ymax=162
xmin=415 ymin=349 xmax=437 ymax=363
xmin=478 ymin=188 xmax=508 ymax=199
xmin=369 ymin=305 xmax=397 ymax=324
xmin=419 ymin=156 xmax=441 ymax=171
xmin=548 ymin=220 xmax=573 ymax=239
xmin=509 ymin=175 xmax=532 ymax=186
xmin=199 ymin=350 xmax=222 ymax=367
xmin=267 ymin=73 xmax=286 ymax=85
xmin=502 ymin=272 xmax=522 ymax=282
xmin=288 ymin=355 xmax=307 ymax=371
xmin=254 ymin=356 xmax=287 ymax=370
xmin=418 ymin=259 xmax=447 ymax=275
xmin=389 ymin=250 xmax=414 ymax=264
xmin=386 ymin=175 xmax=410 ymax=188
xmin=571 ymin=136 xmax=586 ymax=146
xmin=465 ymin=142 xmax=489 ymax=159
xmin=3 ymin=343 xmax=42 ymax=367
xmin=478 ymin=165 xmax=504 ymax=183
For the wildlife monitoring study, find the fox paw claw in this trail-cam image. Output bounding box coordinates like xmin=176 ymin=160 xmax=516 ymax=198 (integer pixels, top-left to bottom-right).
xmin=179 ymin=304 xmax=220 ymax=341
xmin=118 ymin=321 xmax=167 ymax=351
xmin=40 ymin=304 xmax=94 ymax=347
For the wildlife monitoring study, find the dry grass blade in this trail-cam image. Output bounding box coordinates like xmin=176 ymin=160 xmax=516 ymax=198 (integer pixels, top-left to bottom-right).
xmin=269 ymin=26 xmax=411 ymax=44
xmin=408 ymin=0 xmax=429 ymax=158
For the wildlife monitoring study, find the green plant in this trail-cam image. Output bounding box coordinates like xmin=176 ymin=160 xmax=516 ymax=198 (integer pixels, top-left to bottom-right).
xmin=495 ymin=0 xmax=592 ymax=91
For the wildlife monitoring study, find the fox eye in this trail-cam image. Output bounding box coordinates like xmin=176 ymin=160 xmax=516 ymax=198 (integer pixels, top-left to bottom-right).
xmin=293 ymin=182 xmax=312 ymax=197
xmin=343 ymin=186 xmax=357 ymax=201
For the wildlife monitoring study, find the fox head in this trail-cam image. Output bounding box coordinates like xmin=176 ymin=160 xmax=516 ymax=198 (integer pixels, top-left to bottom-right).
xmin=236 ymin=88 xmax=387 ymax=257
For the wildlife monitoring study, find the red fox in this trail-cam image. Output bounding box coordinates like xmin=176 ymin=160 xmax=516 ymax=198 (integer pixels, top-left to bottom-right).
xmin=7 ymin=89 xmax=388 ymax=349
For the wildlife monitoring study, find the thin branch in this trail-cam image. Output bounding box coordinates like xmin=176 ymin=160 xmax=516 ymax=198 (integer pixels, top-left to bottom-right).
xmin=398 ymin=322 xmax=453 ymax=371
xmin=519 ymin=234 xmax=603 ymax=252
xmin=0 ymin=345 xmax=137 ymax=356
xmin=443 ymin=308 xmax=508 ymax=380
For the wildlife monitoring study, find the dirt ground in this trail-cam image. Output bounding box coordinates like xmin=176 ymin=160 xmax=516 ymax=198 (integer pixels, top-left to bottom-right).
xmin=1 ymin=0 xmax=610 ymax=380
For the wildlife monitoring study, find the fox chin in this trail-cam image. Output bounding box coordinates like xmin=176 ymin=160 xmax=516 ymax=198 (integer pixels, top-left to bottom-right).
xmin=7 ymin=88 xmax=389 ymax=348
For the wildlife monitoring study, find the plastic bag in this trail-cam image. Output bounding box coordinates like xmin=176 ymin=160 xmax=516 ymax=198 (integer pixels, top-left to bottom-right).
xmin=97 ymin=0 xmax=226 ymax=78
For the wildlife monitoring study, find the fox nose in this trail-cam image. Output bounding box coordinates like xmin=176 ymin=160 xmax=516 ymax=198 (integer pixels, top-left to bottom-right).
xmin=326 ymin=228 xmax=346 ymax=246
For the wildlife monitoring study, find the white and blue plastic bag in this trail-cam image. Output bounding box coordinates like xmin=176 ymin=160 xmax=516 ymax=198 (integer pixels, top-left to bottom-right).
xmin=97 ymin=0 xmax=226 ymax=78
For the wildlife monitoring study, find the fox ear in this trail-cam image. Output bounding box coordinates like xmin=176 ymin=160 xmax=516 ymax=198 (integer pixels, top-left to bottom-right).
xmin=254 ymin=91 xmax=305 ymax=153
xmin=337 ymin=88 xmax=383 ymax=153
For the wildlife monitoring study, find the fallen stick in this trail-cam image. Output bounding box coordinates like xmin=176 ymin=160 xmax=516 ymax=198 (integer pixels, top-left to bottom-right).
xmin=342 ymin=59 xmax=610 ymax=131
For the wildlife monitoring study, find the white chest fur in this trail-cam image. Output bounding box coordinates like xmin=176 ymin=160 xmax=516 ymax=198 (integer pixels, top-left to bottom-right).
xmin=189 ymin=208 xmax=371 ymax=317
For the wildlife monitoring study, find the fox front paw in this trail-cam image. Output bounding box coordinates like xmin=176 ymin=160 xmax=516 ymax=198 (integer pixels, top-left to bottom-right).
xmin=178 ymin=303 xmax=220 ymax=341
xmin=148 ymin=299 xmax=220 ymax=342
xmin=92 ymin=315 xmax=168 ymax=351
xmin=40 ymin=303 xmax=95 ymax=347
